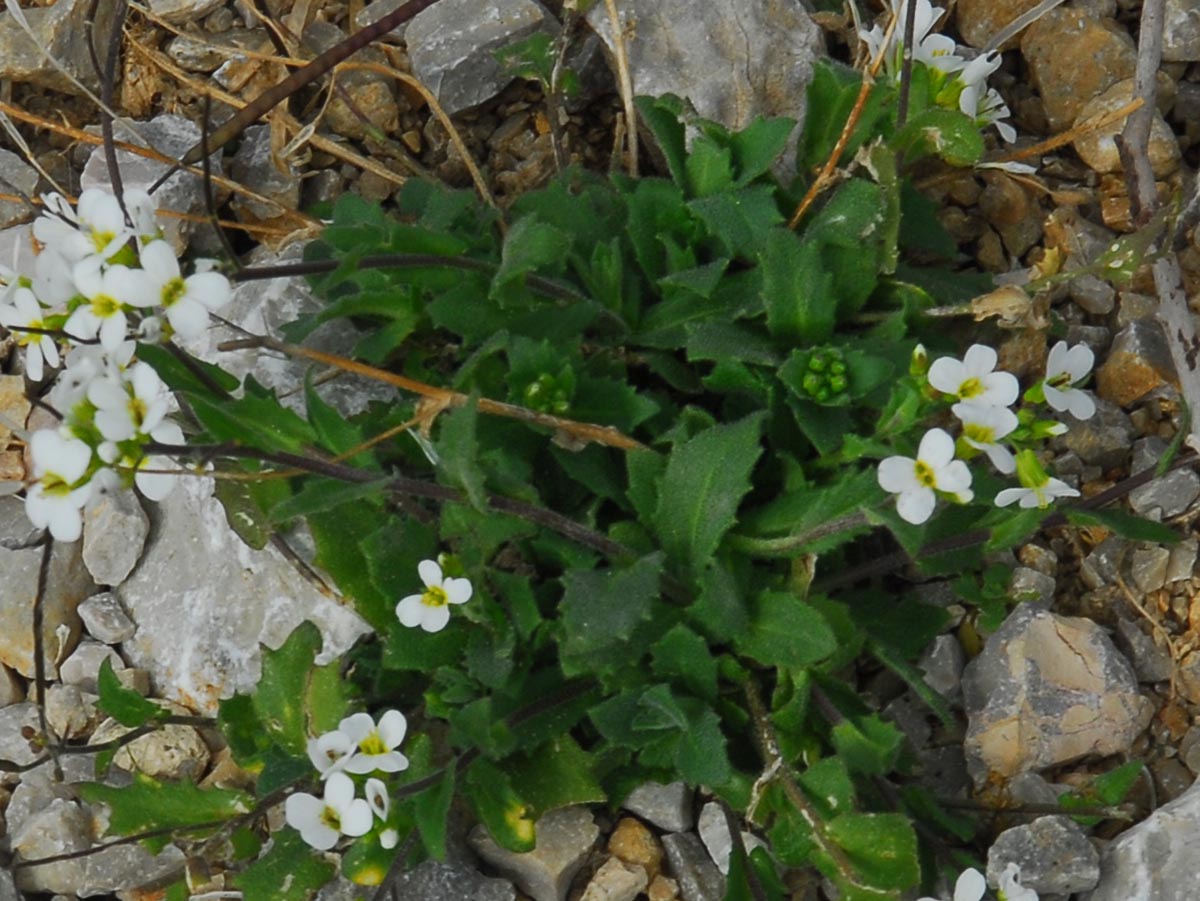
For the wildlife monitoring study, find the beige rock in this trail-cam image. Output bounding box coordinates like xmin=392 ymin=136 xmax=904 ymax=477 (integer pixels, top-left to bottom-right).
xmin=0 ymin=373 xmax=30 ymax=443
xmin=1021 ymin=9 xmax=1136 ymax=130
xmin=90 ymin=703 xmax=210 ymax=781
xmin=1096 ymin=319 xmax=1176 ymax=407
xmin=579 ymin=856 xmax=648 ymax=901
xmin=648 ymin=875 xmax=680 ymax=901
xmin=608 ymin=816 xmax=664 ymax=881
xmin=956 ymin=0 xmax=1052 ymax=50
xmin=1073 ymin=78 xmax=1181 ymax=177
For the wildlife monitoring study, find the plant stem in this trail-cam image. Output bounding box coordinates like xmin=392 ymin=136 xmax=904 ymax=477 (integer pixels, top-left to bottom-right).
xmin=727 ymin=511 xmax=870 ymax=557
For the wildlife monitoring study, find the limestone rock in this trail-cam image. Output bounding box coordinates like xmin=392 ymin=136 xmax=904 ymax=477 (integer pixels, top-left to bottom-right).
xmin=147 ymin=0 xmax=226 ymax=24
xmin=621 ymin=781 xmax=694 ymax=832
xmin=0 ymin=0 xmax=117 ymax=94
xmin=608 ymin=816 xmax=663 ymax=881
xmin=586 ymin=0 xmax=823 ymax=179
xmin=1059 ymin=396 xmax=1134 ymax=469
xmin=470 ymin=806 xmax=599 ymax=901
xmin=78 ymin=591 xmax=137 ymax=645
xmin=962 ymin=603 xmax=1154 ymax=785
xmin=12 ymin=798 xmax=91 ymax=893
xmin=1127 ymin=436 xmax=1200 ymax=520
xmin=0 ymin=539 xmax=96 ymax=678
xmin=955 ymin=0 xmax=1046 ymax=49
xmin=1162 ymin=0 xmax=1200 ymax=61
xmin=59 ymin=640 xmax=125 ymax=693
xmin=1073 ymin=78 xmax=1181 ymax=177
xmin=919 ymin=634 xmax=966 ymax=702
xmin=0 ymin=663 xmax=24 ymax=707
xmin=229 ymin=124 xmax=301 ymax=226
xmin=579 ymin=857 xmax=648 ymax=901
xmin=386 ymin=859 xmax=517 ymax=901
xmin=1116 ymin=618 xmax=1174 ymax=683
xmin=90 ymin=709 xmax=211 ymax=780
xmin=987 ymin=815 xmax=1100 ymax=895
xmin=0 ymin=702 xmax=43 ymax=769
xmin=305 ymin=21 xmax=400 ymax=141
xmin=660 ymin=832 xmax=724 ymax=901
xmin=696 ymin=802 xmax=768 ymax=876
xmin=45 ymin=683 xmax=100 ymax=740
xmin=82 ymin=487 xmax=150 ymax=586
xmin=0 ymin=149 xmax=37 ymax=229
xmin=1021 ymin=9 xmax=1136 ymax=130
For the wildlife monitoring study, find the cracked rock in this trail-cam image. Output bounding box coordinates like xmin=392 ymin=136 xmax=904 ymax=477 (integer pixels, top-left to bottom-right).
xmin=988 ymin=815 xmax=1100 ymax=895
xmin=470 ymin=806 xmax=598 ymax=901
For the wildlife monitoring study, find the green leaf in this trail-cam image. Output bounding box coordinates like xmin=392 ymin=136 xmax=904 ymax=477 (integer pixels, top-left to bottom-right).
xmin=825 ymin=812 xmax=919 ymax=892
xmin=736 ymin=591 xmax=837 ymax=669
xmin=1067 ymin=507 xmax=1180 ymax=544
xmin=673 ymin=704 xmax=732 ymax=787
xmin=893 ymin=107 xmax=985 ymax=167
xmin=739 ymin=470 xmax=879 ymax=555
xmin=212 ymin=468 xmax=288 ymax=550
xmin=233 ymin=828 xmax=336 ymax=901
xmin=687 ymin=185 xmax=784 ymax=258
xmin=253 ymin=621 xmax=321 ymax=756
xmin=726 ymin=846 xmax=789 ymax=901
xmin=761 ymin=228 xmax=835 ymax=342
xmin=507 ymin=735 xmax=606 ymax=816
xmin=799 ymin=60 xmax=892 ymax=173
xmin=463 ymin=757 xmax=536 ymax=852
xmin=96 ymin=658 xmax=167 ymax=728
xmin=559 ymin=554 xmax=665 ymax=677
xmin=79 ymin=774 xmax=253 ymax=854
xmin=685 ymin=137 xmax=735 ymax=197
xmin=136 ymin=342 xmax=239 ymax=397
xmin=653 ymin=414 xmax=765 ymax=577
xmin=687 ymin=562 xmax=750 ymax=642
xmin=184 ymin=390 xmax=317 ymax=455
xmin=492 ymin=216 xmax=571 ymax=298
xmin=729 ymin=116 xmax=797 ymax=186
xmin=436 ymin=399 xmax=488 ymax=510
xmin=304 ymin=660 xmax=349 ymax=737
xmin=308 ymin=502 xmax=395 ymax=631
xmin=633 ymin=94 xmax=688 ymax=186
xmin=830 ymin=713 xmax=904 ymax=776
xmin=414 ymin=761 xmax=457 ymax=860
xmin=266 ymin=477 xmax=387 ymax=525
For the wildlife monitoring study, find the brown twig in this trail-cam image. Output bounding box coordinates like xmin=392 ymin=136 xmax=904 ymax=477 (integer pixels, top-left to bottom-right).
xmin=602 ymin=0 xmax=637 ymax=176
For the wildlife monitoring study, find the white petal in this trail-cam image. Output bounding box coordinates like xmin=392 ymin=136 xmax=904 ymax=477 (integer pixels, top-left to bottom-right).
xmin=444 ymin=577 xmax=473 ymax=605
xmin=878 ymin=456 xmax=918 ymax=493
xmin=1066 ymin=389 xmax=1096 ymax=421
xmin=953 ymin=868 xmax=987 ymax=901
xmin=377 ymin=709 xmax=407 ymax=748
xmin=135 ymin=458 xmax=178 ymax=501
xmin=994 ymin=487 xmax=1026 ymax=507
xmin=308 ymin=731 xmax=353 ymax=774
xmin=324 ymin=771 xmax=355 ymax=809
xmin=961 ymin=344 xmax=998 ymax=377
xmin=896 ymin=487 xmax=936 ymax=524
xmin=338 ymin=712 xmax=376 ymax=744
xmin=980 ymin=371 xmax=1019 ymax=406
xmin=417 ymin=558 xmax=442 ymax=588
xmin=421 ymin=604 xmax=452 ymax=633
xmin=186 ymin=271 xmax=232 ymax=310
xmin=166 ymin=298 xmax=210 ymax=339
xmin=365 ymin=778 xmax=389 ymax=820
xmin=1042 ymin=383 xmax=1070 ymax=414
xmin=340 ymin=799 xmax=374 ymax=837
xmin=927 ymin=357 xmax=965 ymax=395
xmin=917 ymin=428 xmax=955 ymax=467
xmin=396 ymin=595 xmax=424 ymax=627
xmin=983 ymin=444 xmax=1016 ymax=474
xmin=139 ymin=240 xmax=180 ymax=283
xmin=285 ymin=792 xmax=324 ymax=832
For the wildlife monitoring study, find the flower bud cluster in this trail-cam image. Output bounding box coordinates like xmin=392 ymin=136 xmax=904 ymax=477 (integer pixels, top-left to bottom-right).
xmin=0 ymin=188 xmax=233 ymax=541
xmin=879 ymin=342 xmax=1094 ymax=524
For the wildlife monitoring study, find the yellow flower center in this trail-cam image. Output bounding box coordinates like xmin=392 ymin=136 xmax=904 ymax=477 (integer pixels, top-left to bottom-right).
xmin=320 ymin=806 xmax=341 ymax=831
xmin=359 ymin=729 xmax=387 ymax=755
xmin=16 ymin=318 xmax=43 ymax=347
xmin=914 ymin=460 xmax=937 ymax=488
xmin=92 ymin=294 xmax=122 ymax=317
xmin=128 ymin=395 xmax=147 ymax=428
xmin=958 ymin=376 xmax=983 ymax=398
xmin=41 ymin=473 xmax=73 ymax=496
xmin=421 ymin=586 xmax=448 ymax=608
xmin=162 ymin=277 xmax=185 ymax=308
xmin=963 ymin=423 xmax=995 ymax=444
xmin=91 ymin=229 xmax=116 ymax=253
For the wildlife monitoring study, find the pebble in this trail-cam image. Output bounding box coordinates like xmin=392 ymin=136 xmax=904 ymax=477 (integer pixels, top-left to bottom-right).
xmin=1127 ymin=436 xmax=1200 ymax=520
xmin=1150 ymin=756 xmax=1195 ymax=804
xmin=146 ymin=0 xmax=225 ymax=25
xmin=304 ymin=22 xmax=401 ymax=142
xmin=11 ymin=798 xmax=91 ymax=893
xmin=44 ymin=683 xmax=100 ymax=740
xmin=1166 ymin=539 xmax=1198 ymax=582
xmin=660 ymin=832 xmax=725 ymax=901
xmin=1162 ymin=0 xmax=1200 ymax=61
xmin=59 ymin=640 xmax=125 ymax=693
xmin=962 ymin=603 xmax=1154 ymax=784
xmin=1129 ymin=545 xmax=1171 ymax=594
xmin=78 ymin=591 xmax=137 ymax=645
xmin=81 ymin=488 xmax=151 ymax=587
xmin=0 ymin=664 xmax=24 ymax=707
xmin=1059 ymin=396 xmax=1135 ymax=469
xmin=1080 ymin=535 xmax=1128 ymax=590
xmin=229 ymin=124 xmax=302 ymax=227
xmin=0 ymin=149 xmax=37 ymax=229
xmin=988 ymin=816 xmax=1100 ymax=895
xmin=1021 ymin=8 xmax=1137 ymax=131
xmin=647 ymin=874 xmax=680 ymax=901
xmin=469 ymin=806 xmax=598 ymax=901
xmin=621 ymin=781 xmax=694 ymax=832
xmin=608 ymin=816 xmax=664 ymax=881
xmin=579 ymin=857 xmax=648 ymax=901
xmin=1115 ymin=617 xmax=1174 ymax=683
xmin=1073 ymin=78 xmax=1182 ymax=177
xmin=1069 ymin=272 xmax=1116 ymax=314
xmin=918 ymin=634 xmax=966 ymax=702
xmin=90 ymin=708 xmax=211 ymax=781
xmin=956 ymin=0 xmax=1047 ymax=49
xmin=387 ymin=859 xmax=516 ymax=901
xmin=1010 ymin=566 xmax=1056 ymax=607
xmin=696 ymin=802 xmax=769 ymax=876
xmin=0 ymin=0 xmax=116 ymax=93
xmin=0 ymin=702 xmax=44 ymax=769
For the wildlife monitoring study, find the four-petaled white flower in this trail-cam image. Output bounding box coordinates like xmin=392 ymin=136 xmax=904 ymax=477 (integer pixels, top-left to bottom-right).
xmin=953 ymin=402 xmax=1018 ymax=474
xmin=140 ymin=240 xmax=231 ymax=340
xmin=338 ymin=710 xmax=410 ymax=775
xmin=1042 ymin=341 xmax=1096 ymax=420
xmin=307 ymin=728 xmax=356 ymax=779
xmin=928 ymin=344 xmax=1019 ymax=408
xmin=284 ymin=771 xmax=373 ymax=851
xmin=396 ymin=559 xmax=472 ymax=633
xmin=25 ymin=430 xmax=94 ymax=542
xmin=66 ymin=260 xmax=156 ymax=351
xmin=878 ymin=428 xmax=973 ymax=525
xmin=0 ymin=286 xmax=60 ymax=381
xmin=957 ymin=52 xmax=1017 ymax=143
xmin=35 ymin=189 xmax=133 ymax=264
xmin=860 ymin=0 xmax=965 ymax=73
xmin=918 ymin=866 xmax=987 ymax=901
xmin=88 ymin=362 xmax=170 ymax=443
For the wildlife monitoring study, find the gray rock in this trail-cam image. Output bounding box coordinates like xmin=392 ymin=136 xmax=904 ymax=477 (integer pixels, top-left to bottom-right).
xmin=0 ymin=663 xmax=24 ymax=707
xmin=1128 ymin=437 xmax=1200 ymax=520
xmin=696 ymin=802 xmax=768 ymax=876
xmin=407 ymin=0 xmax=558 ymax=115
xmin=1080 ymin=535 xmax=1129 ymax=590
xmin=1116 ymin=617 xmax=1174 ymax=683
xmin=80 ymin=114 xmax=221 ymax=254
xmin=148 ymin=0 xmax=226 ymax=24
xmin=1069 ymin=272 xmax=1116 ymax=314
xmin=388 ymin=859 xmax=517 ymax=901
xmin=1150 ymin=757 xmax=1195 ymax=804
xmin=59 ymin=639 xmax=125 ymax=693
xmin=1072 ymin=78 xmax=1181 ymax=177
xmin=81 ymin=487 xmax=150 ymax=586
xmin=228 ymin=124 xmax=302 ymax=224
xmin=1005 ymin=772 xmax=1065 ymax=807
xmin=12 ymin=798 xmax=91 ymax=893
xmin=882 ymin=692 xmax=933 ymax=750
xmin=1130 ymin=546 xmax=1171 ymax=594
xmin=621 ymin=781 xmax=694 ymax=832
xmin=1180 ymin=725 xmax=1200 ymax=775
xmin=579 ymin=857 xmax=647 ymax=901
xmin=0 ymin=0 xmax=117 ymax=94
xmin=6 ymin=754 xmax=101 ymax=839
xmin=962 ymin=603 xmax=1154 ymax=785
xmin=470 ymin=806 xmax=598 ymax=901
xmin=78 ymin=592 xmax=137 ymax=644
xmin=919 ymin=634 xmax=966 ymax=702
xmin=0 ymin=148 xmax=37 ymax=229
xmin=0 ymin=539 xmax=96 ymax=678
xmin=1082 ymin=778 xmax=1200 ymax=900
xmin=661 ymin=832 xmax=725 ymax=901
xmin=1162 ymin=0 xmax=1200 ymax=60
xmin=45 ymin=683 xmax=100 ymax=740
xmin=988 ymin=815 xmax=1100 ymax=895
xmin=90 ymin=712 xmax=211 ymax=780
xmin=355 ymin=0 xmax=412 ymax=42
xmin=305 ymin=22 xmax=400 ymax=142
xmin=0 ymin=702 xmax=43 ymax=769
xmin=0 ymin=492 xmax=40 ymax=550
xmin=1167 ymin=539 xmax=1198 ymax=583
xmin=77 ymin=837 xmax=186 ymax=897
xmin=1059 ymin=397 xmax=1135 ymax=470
xmin=586 ymin=0 xmax=823 ymax=179
xmin=916 ymin=744 xmax=971 ymax=798
xmin=1010 ymin=566 xmax=1056 ymax=607
xmin=0 ymin=867 xmax=17 ymax=901
xmin=1066 ymin=324 xmax=1112 ymax=356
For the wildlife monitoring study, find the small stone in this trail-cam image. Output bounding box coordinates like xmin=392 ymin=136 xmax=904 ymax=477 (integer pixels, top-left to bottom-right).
xmin=647 ymin=874 xmax=680 ymax=901
xmin=60 ymin=640 xmax=125 ymax=693
xmin=608 ymin=816 xmax=663 ymax=881
xmin=0 ymin=702 xmax=43 ymax=768
xmin=0 ymin=493 xmax=40 ymax=551
xmin=1097 ymin=320 xmax=1177 ymax=409
xmin=355 ymin=0 xmax=412 ymax=42
xmin=1079 ymin=535 xmax=1129 ymax=590
xmin=6 ymin=754 xmax=101 ymax=839
xmin=0 ymin=540 xmax=96 ymax=678
xmin=1010 ymin=566 xmax=1056 ymax=607
xmin=82 ymin=488 xmax=150 ymax=586
xmin=1073 ymin=78 xmax=1182 ymax=177
xmin=1162 ymin=0 xmax=1200 ymax=61
xmin=0 ymin=0 xmax=117 ymax=93
xmin=962 ymin=603 xmax=1154 ymax=785
xmin=45 ymin=683 xmax=100 ymax=740
xmin=1060 ymin=397 xmax=1135 ymax=470
xmin=916 ymin=745 xmax=971 ymax=799
xmin=1150 ymin=757 xmax=1195 ymax=804
xmin=0 ymin=149 xmax=37 ymax=229
xmin=1179 ymin=726 xmax=1200 ymax=774
xmin=305 ymin=22 xmax=400 ymax=141
xmin=1017 ymin=543 xmax=1059 ymax=576
xmin=387 ymin=859 xmax=517 ymax=901
xmin=579 ymin=857 xmax=648 ymax=901
xmin=90 ymin=709 xmax=211 ymax=781
xmin=1174 ymin=649 xmax=1200 ymax=705
xmin=1021 ymin=8 xmax=1137 ymax=131
xmin=883 ymin=692 xmax=933 ymax=750
xmin=1116 ymin=618 xmax=1174 ymax=683
xmin=956 ymin=0 xmax=1047 ymax=49
xmin=918 ymin=634 xmax=966 ymax=702
xmin=12 ymin=798 xmax=91 ymax=893
xmin=469 ymin=806 xmax=598 ymax=901
xmin=1167 ymin=539 xmax=1198 ymax=582
xmin=696 ymin=802 xmax=768 ymax=876
xmin=407 ymin=0 xmax=558 ymax=115
xmin=0 ymin=868 xmax=17 ymax=901
xmin=1069 ymin=272 xmax=1116 ymax=314
xmin=661 ymin=833 xmax=725 ymax=901
xmin=1006 ymin=772 xmax=1064 ymax=807
xmin=147 ymin=0 xmax=225 ymax=24
xmin=1128 ymin=436 xmax=1200 ymax=520
xmin=0 ymin=663 xmax=24 ymax=707
xmin=1066 ymin=324 xmax=1112 ymax=356
xmin=117 ymin=667 xmax=152 ymax=696
xmin=987 ymin=816 xmax=1100 ymax=895
xmin=621 ymin=781 xmax=694 ymax=832
xmin=78 ymin=592 xmax=137 ymax=644
xmin=229 ymin=125 xmax=301 ymax=226
xmin=1130 ymin=546 xmax=1171 ymax=593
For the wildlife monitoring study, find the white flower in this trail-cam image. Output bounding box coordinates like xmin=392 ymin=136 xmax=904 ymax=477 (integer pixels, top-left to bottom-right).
xmin=34 ymin=189 xmax=133 ymax=264
xmin=25 ymin=430 xmax=94 ymax=542
xmin=0 ymin=286 xmax=60 ymax=381
xmin=284 ymin=771 xmax=373 ymax=851
xmin=860 ymin=0 xmax=966 ymax=73
xmin=953 ymin=402 xmax=1018 ymax=473
xmin=139 ymin=240 xmax=231 ymax=339
xmin=133 ymin=420 xmax=185 ymax=501
xmin=339 ymin=710 xmax=409 ymax=775
xmin=995 ymin=449 xmax=1079 ymax=510
xmin=1042 ymin=341 xmax=1096 ymax=420
xmin=365 ymin=778 xmax=389 ymax=822
xmin=919 ymin=867 xmax=987 ymax=901
xmin=66 ymin=260 xmax=156 ymax=351
xmin=928 ymin=344 xmax=1019 ymax=407
xmin=878 ymin=428 xmax=973 ymax=524
xmin=998 ymin=863 xmax=1038 ymax=901
xmin=307 ymin=729 xmax=356 ymax=778
xmin=88 ymin=362 xmax=170 ymax=443
xmin=396 ymin=559 xmax=472 ymax=633
xmin=51 ymin=341 xmax=135 ymax=419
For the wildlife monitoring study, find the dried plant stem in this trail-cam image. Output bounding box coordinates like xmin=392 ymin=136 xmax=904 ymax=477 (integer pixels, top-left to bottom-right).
xmin=216 ymin=334 xmax=648 ymax=452
xmin=1115 ymin=573 xmax=1179 ymax=699
xmin=602 ymin=0 xmax=637 ymax=176
xmin=989 ymin=97 xmax=1143 ymax=164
